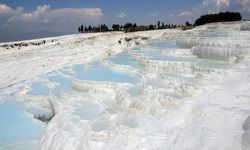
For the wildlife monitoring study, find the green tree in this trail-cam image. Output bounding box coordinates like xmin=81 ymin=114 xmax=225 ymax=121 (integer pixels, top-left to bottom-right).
xmin=124 ymin=23 xmax=133 ymax=31
xmin=112 ymin=24 xmax=120 ymax=31
xmin=185 ymin=21 xmax=191 ymax=26
xmin=195 ymin=11 xmax=242 ymax=26
xmin=78 ymin=27 xmax=81 ymax=33
xmin=149 ymin=24 xmax=155 ymax=30
xmin=157 ymin=21 xmax=161 ymax=29
xmin=88 ymin=25 xmax=92 ymax=31
xmin=80 ymin=25 xmax=83 ymax=32
xmin=161 ymin=22 xmax=165 ymax=29
xmin=133 ymin=23 xmax=137 ymax=28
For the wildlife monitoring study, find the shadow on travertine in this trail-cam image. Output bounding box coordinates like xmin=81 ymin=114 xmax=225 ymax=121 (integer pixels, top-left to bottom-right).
xmin=242 ymin=115 xmax=250 ymax=150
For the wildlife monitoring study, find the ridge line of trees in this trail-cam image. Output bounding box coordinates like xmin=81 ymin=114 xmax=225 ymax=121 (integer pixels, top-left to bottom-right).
xmin=78 ymin=24 xmax=109 ymax=33
xmin=77 ymin=11 xmax=243 ymax=33
xmin=195 ymin=11 xmax=242 ymax=26
xmin=78 ymin=21 xmax=187 ymax=33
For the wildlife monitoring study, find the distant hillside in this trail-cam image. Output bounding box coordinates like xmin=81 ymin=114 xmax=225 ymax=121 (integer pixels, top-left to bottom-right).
xmin=0 ymin=31 xmax=68 ymax=43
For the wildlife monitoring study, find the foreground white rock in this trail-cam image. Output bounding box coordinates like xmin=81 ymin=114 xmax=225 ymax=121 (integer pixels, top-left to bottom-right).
xmin=1 ymin=22 xmax=250 ymax=150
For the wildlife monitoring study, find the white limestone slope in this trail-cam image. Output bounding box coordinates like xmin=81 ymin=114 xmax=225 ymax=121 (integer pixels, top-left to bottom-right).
xmin=36 ymin=22 xmax=250 ymax=150
xmin=0 ymin=30 xmax=165 ymax=90
xmin=1 ymin=21 xmax=250 ymax=150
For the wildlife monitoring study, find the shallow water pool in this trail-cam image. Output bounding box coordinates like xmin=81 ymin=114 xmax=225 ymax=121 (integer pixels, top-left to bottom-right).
xmin=0 ymin=100 xmax=43 ymax=149
xmin=28 ymin=81 xmax=50 ymax=96
xmin=72 ymin=62 xmax=135 ymax=84
xmin=107 ymin=52 xmax=142 ymax=69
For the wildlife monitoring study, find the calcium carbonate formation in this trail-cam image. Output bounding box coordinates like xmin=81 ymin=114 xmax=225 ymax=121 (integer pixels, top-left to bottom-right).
xmin=0 ymin=22 xmax=250 ymax=150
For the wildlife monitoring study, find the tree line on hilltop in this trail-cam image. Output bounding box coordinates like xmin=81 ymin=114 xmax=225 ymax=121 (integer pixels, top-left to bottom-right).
xmin=195 ymin=12 xmax=242 ymax=26
xmin=77 ymin=11 xmax=243 ymax=33
xmin=78 ymin=21 xmax=187 ymax=33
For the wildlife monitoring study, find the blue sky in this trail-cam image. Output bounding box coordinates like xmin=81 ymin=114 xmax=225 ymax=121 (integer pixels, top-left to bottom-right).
xmin=0 ymin=0 xmax=249 ymax=41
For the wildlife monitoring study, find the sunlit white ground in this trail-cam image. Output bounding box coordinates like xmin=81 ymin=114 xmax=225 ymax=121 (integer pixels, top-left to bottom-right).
xmin=0 ymin=22 xmax=250 ymax=150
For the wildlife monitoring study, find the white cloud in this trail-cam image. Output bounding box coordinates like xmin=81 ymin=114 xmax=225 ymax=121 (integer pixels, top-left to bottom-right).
xmin=236 ymin=0 xmax=250 ymax=13
xmin=202 ymin=0 xmax=230 ymax=8
xmin=0 ymin=4 xmax=22 ymax=18
xmin=216 ymin=0 xmax=231 ymax=7
xmin=170 ymin=0 xmax=248 ymax=24
xmin=0 ymin=4 xmax=12 ymax=14
xmin=177 ymin=11 xmax=193 ymax=17
xmin=199 ymin=0 xmax=231 ymax=14
xmin=1 ymin=4 xmax=103 ymax=25
xmin=169 ymin=10 xmax=194 ymax=24
xmin=199 ymin=0 xmax=250 ymax=16
xmin=0 ymin=3 xmax=103 ymax=36
xmin=237 ymin=0 xmax=250 ymax=5
xmin=116 ymin=12 xmax=127 ymax=18
xmin=173 ymin=0 xmax=233 ymax=24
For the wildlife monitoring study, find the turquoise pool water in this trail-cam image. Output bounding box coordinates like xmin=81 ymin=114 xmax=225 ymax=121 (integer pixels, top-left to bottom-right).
xmin=28 ymin=81 xmax=50 ymax=96
xmin=107 ymin=52 xmax=143 ymax=69
xmin=72 ymin=62 xmax=135 ymax=84
xmin=0 ymin=100 xmax=43 ymax=149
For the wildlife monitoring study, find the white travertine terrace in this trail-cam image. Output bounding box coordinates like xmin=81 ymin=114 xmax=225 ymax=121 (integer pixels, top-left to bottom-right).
xmin=1 ymin=22 xmax=250 ymax=150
